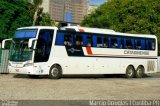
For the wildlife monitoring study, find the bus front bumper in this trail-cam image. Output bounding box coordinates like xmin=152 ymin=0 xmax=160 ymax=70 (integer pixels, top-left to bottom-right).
xmin=8 ymin=66 xmax=46 ymax=75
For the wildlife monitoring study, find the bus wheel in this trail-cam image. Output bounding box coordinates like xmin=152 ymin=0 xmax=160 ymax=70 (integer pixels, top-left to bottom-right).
xmin=125 ymin=66 xmax=135 ymax=78
xmin=136 ymin=66 xmax=144 ymax=78
xmin=49 ymin=65 xmax=62 ymax=79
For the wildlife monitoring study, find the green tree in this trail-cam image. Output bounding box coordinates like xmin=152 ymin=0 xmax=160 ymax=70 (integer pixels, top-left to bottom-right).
xmin=39 ymin=13 xmax=56 ymax=26
xmin=0 ymin=0 xmax=35 ymax=38
xmin=81 ymin=0 xmax=160 ymax=46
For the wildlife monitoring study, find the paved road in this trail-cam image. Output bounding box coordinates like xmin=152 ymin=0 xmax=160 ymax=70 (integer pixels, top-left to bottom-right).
xmin=0 ymin=73 xmax=160 ymax=100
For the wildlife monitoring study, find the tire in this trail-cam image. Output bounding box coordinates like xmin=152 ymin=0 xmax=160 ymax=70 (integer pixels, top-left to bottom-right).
xmin=49 ymin=65 xmax=62 ymax=79
xmin=126 ymin=66 xmax=135 ymax=78
xmin=28 ymin=75 xmax=39 ymax=78
xmin=136 ymin=66 xmax=144 ymax=78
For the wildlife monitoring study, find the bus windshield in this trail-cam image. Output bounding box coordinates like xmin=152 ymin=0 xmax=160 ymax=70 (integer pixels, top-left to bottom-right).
xmin=9 ymin=29 xmax=37 ymax=62
xmin=9 ymin=39 xmax=33 ymax=62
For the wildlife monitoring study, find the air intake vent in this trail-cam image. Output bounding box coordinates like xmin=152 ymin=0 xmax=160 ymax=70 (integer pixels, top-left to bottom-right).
xmin=147 ymin=61 xmax=155 ymax=72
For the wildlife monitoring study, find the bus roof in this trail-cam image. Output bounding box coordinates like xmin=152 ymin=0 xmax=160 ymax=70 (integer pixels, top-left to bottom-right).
xmin=61 ymin=26 xmax=156 ymax=39
xmin=17 ymin=26 xmax=58 ymax=30
xmin=17 ymin=26 xmax=156 ymax=39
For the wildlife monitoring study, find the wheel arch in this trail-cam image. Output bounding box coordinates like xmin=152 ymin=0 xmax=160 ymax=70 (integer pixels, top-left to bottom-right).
xmin=137 ymin=65 xmax=145 ymax=72
xmin=126 ymin=64 xmax=135 ymax=71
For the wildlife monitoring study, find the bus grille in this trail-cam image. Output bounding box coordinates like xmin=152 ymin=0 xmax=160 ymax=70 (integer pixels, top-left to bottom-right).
xmin=147 ymin=61 xmax=155 ymax=72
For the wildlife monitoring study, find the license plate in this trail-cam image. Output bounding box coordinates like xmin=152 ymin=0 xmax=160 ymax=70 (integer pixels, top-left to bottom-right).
xmin=15 ymin=69 xmax=19 ymax=72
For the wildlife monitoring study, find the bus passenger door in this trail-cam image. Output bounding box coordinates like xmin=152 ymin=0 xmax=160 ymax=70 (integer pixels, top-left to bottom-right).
xmin=34 ymin=29 xmax=54 ymax=74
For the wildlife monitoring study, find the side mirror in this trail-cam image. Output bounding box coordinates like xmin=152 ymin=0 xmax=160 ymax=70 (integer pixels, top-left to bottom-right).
xmin=2 ymin=39 xmax=12 ymax=49
xmin=28 ymin=38 xmax=37 ymax=48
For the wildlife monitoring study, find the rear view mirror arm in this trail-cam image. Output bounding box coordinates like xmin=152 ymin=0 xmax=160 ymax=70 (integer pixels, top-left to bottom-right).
xmin=2 ymin=39 xmax=12 ymax=49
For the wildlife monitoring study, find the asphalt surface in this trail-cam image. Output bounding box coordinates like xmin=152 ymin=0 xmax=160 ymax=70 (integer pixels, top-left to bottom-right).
xmin=0 ymin=73 xmax=160 ymax=101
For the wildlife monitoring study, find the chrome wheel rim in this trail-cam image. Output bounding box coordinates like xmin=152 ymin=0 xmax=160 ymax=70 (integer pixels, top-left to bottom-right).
xmin=51 ymin=68 xmax=59 ymax=77
xmin=128 ymin=69 xmax=133 ymax=76
xmin=137 ymin=69 xmax=142 ymax=76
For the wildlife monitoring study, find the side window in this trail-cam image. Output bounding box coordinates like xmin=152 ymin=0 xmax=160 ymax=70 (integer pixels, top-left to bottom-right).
xmin=64 ymin=34 xmax=72 ymax=46
xmin=55 ymin=32 xmax=64 ymax=45
xmin=87 ymin=36 xmax=92 ymax=47
xmin=81 ymin=34 xmax=87 ymax=46
xmin=135 ymin=39 xmax=141 ymax=49
xmin=120 ymin=38 xmax=124 ymax=49
xmin=81 ymin=34 xmax=93 ymax=47
xmin=55 ymin=31 xmax=73 ymax=46
xmin=92 ymin=35 xmax=97 ymax=47
xmin=104 ymin=37 xmax=108 ymax=48
xmin=151 ymin=40 xmax=155 ymax=50
xmin=146 ymin=39 xmax=155 ymax=50
xmin=140 ymin=39 xmax=145 ymax=50
xmin=76 ymin=35 xmax=83 ymax=46
xmin=97 ymin=36 xmax=103 ymax=47
xmin=126 ymin=39 xmax=132 ymax=49
xmin=111 ymin=38 xmax=118 ymax=48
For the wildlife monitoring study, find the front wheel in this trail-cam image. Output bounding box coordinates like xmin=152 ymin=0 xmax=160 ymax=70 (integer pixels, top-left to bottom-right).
xmin=49 ymin=65 xmax=62 ymax=79
xmin=136 ymin=66 xmax=144 ymax=78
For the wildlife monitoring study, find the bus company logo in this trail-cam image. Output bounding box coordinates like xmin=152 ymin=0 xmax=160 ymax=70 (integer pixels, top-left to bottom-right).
xmin=124 ymin=50 xmax=149 ymax=55
xmin=68 ymin=48 xmax=81 ymax=53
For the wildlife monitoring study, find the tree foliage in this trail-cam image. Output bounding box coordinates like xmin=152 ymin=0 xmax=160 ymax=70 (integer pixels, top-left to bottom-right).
xmin=0 ymin=0 xmax=53 ymax=39
xmin=0 ymin=0 xmax=35 ymax=38
xmin=39 ymin=13 xmax=55 ymax=26
xmin=81 ymin=0 xmax=160 ymax=44
xmin=32 ymin=0 xmax=43 ymax=26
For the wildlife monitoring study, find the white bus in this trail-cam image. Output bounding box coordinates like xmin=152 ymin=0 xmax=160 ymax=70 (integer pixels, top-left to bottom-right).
xmin=2 ymin=26 xmax=158 ymax=79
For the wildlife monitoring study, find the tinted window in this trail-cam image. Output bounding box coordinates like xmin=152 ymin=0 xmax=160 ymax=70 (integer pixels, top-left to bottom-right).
xmin=110 ymin=37 xmax=118 ymax=48
xmin=126 ymin=39 xmax=132 ymax=49
xmin=76 ymin=35 xmax=83 ymax=46
xmin=97 ymin=36 xmax=103 ymax=47
xmin=34 ymin=29 xmax=54 ymax=62
xmin=55 ymin=31 xmax=156 ymax=51
xmin=14 ymin=29 xmax=37 ymax=39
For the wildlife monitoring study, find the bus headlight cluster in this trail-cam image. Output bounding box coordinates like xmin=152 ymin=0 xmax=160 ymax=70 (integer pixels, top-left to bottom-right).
xmin=24 ymin=63 xmax=33 ymax=67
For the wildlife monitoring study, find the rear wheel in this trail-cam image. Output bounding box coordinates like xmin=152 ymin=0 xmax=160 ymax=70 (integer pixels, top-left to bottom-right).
xmin=49 ymin=65 xmax=62 ymax=79
xmin=136 ymin=66 xmax=144 ymax=78
xmin=126 ymin=66 xmax=135 ymax=78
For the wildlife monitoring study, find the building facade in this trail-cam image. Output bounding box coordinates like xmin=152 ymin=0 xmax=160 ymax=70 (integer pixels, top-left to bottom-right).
xmin=41 ymin=0 xmax=88 ymax=24
xmin=41 ymin=0 xmax=50 ymax=13
xmin=29 ymin=0 xmax=107 ymax=24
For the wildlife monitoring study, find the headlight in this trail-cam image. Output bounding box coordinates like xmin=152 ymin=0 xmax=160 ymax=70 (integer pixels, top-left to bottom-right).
xmin=24 ymin=63 xmax=33 ymax=67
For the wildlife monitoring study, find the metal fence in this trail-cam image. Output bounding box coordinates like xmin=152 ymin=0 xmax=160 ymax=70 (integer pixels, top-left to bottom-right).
xmin=158 ymin=57 xmax=160 ymax=72
xmin=0 ymin=49 xmax=9 ymax=73
xmin=0 ymin=49 xmax=1 ymax=63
